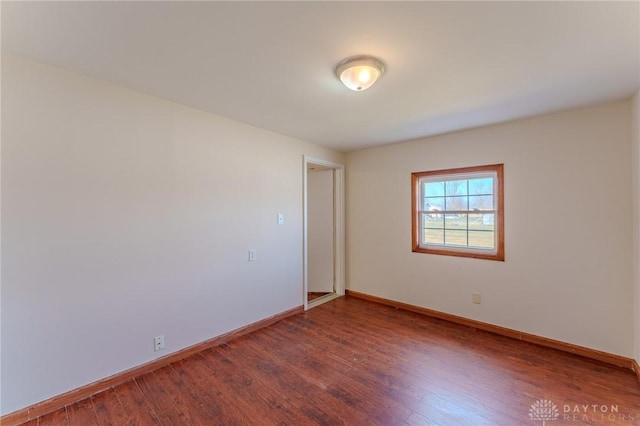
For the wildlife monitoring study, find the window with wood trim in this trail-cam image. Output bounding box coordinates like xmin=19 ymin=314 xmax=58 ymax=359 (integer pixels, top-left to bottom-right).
xmin=411 ymin=164 xmax=504 ymax=261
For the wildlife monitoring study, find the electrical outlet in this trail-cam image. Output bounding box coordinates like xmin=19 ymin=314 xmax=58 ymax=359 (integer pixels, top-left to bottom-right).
xmin=248 ymin=249 xmax=256 ymax=262
xmin=472 ymin=293 xmax=481 ymax=304
xmin=154 ymin=335 xmax=165 ymax=352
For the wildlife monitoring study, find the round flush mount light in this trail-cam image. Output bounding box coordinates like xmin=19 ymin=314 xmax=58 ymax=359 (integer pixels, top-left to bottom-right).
xmin=335 ymin=55 xmax=385 ymax=91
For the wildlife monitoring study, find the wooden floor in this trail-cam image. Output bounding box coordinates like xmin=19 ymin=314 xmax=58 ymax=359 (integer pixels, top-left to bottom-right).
xmin=307 ymin=292 xmax=332 ymax=302
xmin=23 ymin=296 xmax=640 ymax=425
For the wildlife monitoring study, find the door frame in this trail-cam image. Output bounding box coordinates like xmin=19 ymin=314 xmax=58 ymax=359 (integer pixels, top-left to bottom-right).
xmin=303 ymin=156 xmax=345 ymax=310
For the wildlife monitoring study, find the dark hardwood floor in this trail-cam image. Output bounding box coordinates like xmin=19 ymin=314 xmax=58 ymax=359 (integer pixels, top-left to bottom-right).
xmin=307 ymin=292 xmax=332 ymax=302
xmin=22 ymin=296 xmax=640 ymax=425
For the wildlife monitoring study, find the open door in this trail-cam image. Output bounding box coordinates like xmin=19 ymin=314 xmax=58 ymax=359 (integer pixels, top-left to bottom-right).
xmin=303 ymin=156 xmax=345 ymax=310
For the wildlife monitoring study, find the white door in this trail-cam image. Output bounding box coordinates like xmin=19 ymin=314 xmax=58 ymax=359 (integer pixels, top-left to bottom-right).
xmin=307 ymin=168 xmax=334 ymax=294
xmin=303 ymin=156 xmax=345 ymax=310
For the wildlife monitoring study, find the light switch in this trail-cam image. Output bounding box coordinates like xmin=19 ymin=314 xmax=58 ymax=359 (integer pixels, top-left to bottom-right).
xmin=277 ymin=213 xmax=284 ymax=225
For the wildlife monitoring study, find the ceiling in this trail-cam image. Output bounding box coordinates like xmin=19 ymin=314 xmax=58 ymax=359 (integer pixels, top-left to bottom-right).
xmin=2 ymin=1 xmax=639 ymax=152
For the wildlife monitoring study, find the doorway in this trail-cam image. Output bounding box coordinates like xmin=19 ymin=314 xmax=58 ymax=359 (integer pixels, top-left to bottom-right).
xmin=303 ymin=156 xmax=345 ymax=310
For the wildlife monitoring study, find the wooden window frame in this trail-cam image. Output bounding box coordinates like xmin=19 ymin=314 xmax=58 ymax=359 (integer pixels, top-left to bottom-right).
xmin=411 ymin=164 xmax=504 ymax=261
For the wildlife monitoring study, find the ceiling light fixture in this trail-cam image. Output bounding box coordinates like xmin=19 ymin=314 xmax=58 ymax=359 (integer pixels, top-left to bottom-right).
xmin=335 ymin=55 xmax=385 ymax=91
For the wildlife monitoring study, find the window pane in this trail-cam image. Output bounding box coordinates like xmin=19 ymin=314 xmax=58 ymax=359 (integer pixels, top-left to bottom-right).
xmin=445 ymin=196 xmax=467 ymax=211
xmin=425 ymin=229 xmax=444 ymax=245
xmin=424 ymin=214 xmax=444 ymax=229
xmin=469 ymin=195 xmax=493 ymax=211
xmin=424 ymin=181 xmax=444 ymax=197
xmin=445 ymin=180 xmax=467 ymax=196
xmin=469 ymin=231 xmax=495 ymax=248
xmin=469 ymin=213 xmax=495 ymax=231
xmin=469 ymin=177 xmax=493 ymax=195
xmin=424 ymin=197 xmax=444 ymax=212
xmin=445 ymin=230 xmax=467 ymax=246
xmin=444 ymin=214 xmax=465 ymax=229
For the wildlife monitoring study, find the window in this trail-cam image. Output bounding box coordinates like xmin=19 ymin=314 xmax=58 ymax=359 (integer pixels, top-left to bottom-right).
xmin=411 ymin=164 xmax=504 ymax=261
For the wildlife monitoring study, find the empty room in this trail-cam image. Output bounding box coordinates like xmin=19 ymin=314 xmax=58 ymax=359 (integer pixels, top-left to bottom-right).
xmin=2 ymin=1 xmax=640 ymax=425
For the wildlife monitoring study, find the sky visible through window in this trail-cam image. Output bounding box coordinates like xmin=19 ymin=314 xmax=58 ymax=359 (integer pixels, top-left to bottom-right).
xmin=423 ymin=177 xmax=493 ymax=210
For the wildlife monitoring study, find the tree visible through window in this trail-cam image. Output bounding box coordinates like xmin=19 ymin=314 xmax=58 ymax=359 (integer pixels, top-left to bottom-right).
xmin=411 ymin=164 xmax=504 ymax=261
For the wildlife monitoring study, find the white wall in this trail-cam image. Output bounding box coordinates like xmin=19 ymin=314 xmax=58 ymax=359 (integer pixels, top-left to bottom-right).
xmin=632 ymin=91 xmax=640 ymax=365
xmin=0 ymin=54 xmax=344 ymax=415
xmin=307 ymin=169 xmax=334 ymax=293
xmin=346 ymin=101 xmax=633 ymax=357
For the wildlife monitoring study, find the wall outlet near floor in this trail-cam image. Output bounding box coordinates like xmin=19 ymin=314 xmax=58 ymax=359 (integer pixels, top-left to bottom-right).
xmin=154 ymin=335 xmax=165 ymax=352
xmin=248 ymin=249 xmax=256 ymax=262
xmin=472 ymin=293 xmax=481 ymax=304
